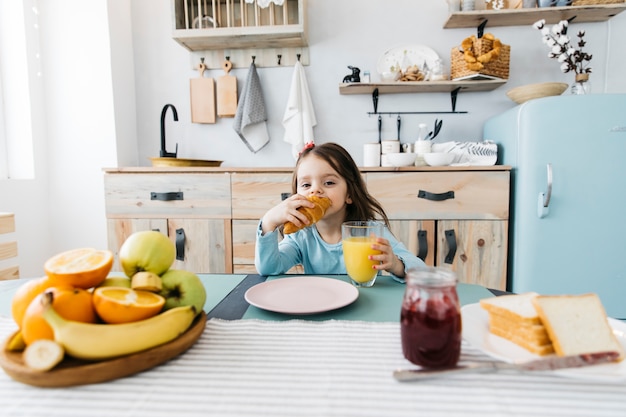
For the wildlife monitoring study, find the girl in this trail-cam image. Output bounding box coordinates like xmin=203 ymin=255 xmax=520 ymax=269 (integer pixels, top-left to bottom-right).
xmin=255 ymin=142 xmax=424 ymax=281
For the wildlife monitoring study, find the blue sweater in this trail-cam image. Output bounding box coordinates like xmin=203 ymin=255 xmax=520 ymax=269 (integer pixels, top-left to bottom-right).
xmin=255 ymin=222 xmax=425 ymax=281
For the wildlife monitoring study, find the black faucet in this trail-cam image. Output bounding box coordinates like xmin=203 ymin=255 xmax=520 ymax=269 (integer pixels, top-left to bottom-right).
xmin=160 ymin=104 xmax=178 ymax=158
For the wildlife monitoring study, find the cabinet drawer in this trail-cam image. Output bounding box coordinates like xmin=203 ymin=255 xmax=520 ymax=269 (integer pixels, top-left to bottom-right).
xmin=231 ymin=173 xmax=292 ymax=219
xmin=104 ymin=173 xmax=231 ymax=218
xmin=367 ymin=171 xmax=509 ymax=220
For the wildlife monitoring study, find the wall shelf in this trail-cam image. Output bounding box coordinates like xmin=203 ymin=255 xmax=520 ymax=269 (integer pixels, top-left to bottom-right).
xmin=338 ymin=79 xmax=507 ymax=95
xmin=443 ymin=4 xmax=626 ymax=29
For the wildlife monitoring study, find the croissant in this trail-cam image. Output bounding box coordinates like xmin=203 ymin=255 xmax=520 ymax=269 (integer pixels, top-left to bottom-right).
xmin=283 ymin=195 xmax=332 ymax=235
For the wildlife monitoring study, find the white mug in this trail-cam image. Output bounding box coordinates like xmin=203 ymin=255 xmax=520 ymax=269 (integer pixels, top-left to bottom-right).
xmin=363 ymin=143 xmax=381 ymax=167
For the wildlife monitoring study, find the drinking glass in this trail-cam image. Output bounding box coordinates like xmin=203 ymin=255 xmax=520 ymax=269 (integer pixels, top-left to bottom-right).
xmin=341 ymin=221 xmax=384 ymax=287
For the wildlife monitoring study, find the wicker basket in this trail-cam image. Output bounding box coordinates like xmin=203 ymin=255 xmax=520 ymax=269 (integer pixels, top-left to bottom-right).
xmin=572 ymin=0 xmax=624 ymax=4
xmin=450 ymin=37 xmax=510 ymax=80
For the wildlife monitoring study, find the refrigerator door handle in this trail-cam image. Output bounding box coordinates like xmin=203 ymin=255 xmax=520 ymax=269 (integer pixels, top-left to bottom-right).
xmin=537 ymin=163 xmax=552 ymax=218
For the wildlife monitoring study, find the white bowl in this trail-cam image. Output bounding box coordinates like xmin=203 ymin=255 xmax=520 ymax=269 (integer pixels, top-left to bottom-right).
xmin=385 ymin=152 xmax=416 ymax=167
xmin=423 ymin=152 xmax=455 ymax=167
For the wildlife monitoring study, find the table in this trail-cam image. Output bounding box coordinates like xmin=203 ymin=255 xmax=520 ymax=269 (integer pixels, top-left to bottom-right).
xmin=1 ymin=275 xmax=626 ymax=417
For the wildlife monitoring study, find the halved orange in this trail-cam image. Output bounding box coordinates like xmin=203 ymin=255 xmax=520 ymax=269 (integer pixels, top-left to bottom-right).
xmin=44 ymin=248 xmax=113 ymax=289
xmin=92 ymin=287 xmax=165 ymax=324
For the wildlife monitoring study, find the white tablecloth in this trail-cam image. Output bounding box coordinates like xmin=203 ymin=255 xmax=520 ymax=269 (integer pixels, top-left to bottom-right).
xmin=1 ymin=317 xmax=626 ymax=417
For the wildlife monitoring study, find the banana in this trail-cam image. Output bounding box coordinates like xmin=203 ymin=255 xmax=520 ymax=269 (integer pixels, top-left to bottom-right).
xmin=131 ymin=271 xmax=162 ymax=292
xmin=23 ymin=339 xmax=65 ymax=371
xmin=41 ymin=292 xmax=196 ymax=361
xmin=6 ymin=330 xmax=26 ymax=352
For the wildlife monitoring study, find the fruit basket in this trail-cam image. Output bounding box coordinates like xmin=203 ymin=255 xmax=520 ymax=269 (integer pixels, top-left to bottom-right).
xmin=0 ymin=311 xmax=206 ymax=388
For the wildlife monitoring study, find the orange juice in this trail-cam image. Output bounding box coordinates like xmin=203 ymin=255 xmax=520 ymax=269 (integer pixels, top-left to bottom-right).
xmin=342 ymin=237 xmax=381 ymax=283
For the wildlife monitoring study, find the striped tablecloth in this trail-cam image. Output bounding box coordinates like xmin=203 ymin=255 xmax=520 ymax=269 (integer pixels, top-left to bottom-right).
xmin=1 ymin=317 xmax=626 ymax=417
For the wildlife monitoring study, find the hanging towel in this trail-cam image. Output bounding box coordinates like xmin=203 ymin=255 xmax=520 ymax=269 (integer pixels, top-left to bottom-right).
xmin=282 ymin=61 xmax=317 ymax=160
xmin=233 ymin=62 xmax=270 ymax=153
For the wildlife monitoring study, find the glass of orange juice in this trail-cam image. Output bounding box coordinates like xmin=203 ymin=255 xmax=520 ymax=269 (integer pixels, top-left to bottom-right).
xmin=342 ymin=221 xmax=384 ymax=287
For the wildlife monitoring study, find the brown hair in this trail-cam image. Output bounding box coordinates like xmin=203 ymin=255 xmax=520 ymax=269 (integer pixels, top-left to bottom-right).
xmin=292 ymin=142 xmax=390 ymax=227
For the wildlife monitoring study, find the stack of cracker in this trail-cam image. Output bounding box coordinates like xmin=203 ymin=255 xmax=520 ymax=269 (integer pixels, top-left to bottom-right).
xmin=480 ymin=292 xmax=554 ymax=356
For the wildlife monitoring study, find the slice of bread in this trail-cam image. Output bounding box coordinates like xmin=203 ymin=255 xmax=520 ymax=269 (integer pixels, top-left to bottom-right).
xmin=480 ymin=292 xmax=542 ymax=325
xmin=489 ymin=325 xmax=555 ymax=356
xmin=532 ymin=294 xmax=625 ymax=359
xmin=489 ymin=314 xmax=551 ymax=345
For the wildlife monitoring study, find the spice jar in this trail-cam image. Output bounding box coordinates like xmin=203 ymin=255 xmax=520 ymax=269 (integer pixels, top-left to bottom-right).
xmin=400 ymin=267 xmax=462 ymax=368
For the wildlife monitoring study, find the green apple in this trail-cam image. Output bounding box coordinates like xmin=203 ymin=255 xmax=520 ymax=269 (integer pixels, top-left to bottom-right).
xmin=159 ymin=269 xmax=206 ymax=315
xmin=119 ymin=231 xmax=175 ymax=278
xmin=97 ymin=276 xmax=132 ymax=288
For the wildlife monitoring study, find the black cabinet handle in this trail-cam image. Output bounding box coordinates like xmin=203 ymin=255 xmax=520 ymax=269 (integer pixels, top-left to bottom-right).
xmin=175 ymin=228 xmax=185 ymax=261
xmin=417 ymin=230 xmax=428 ymax=261
xmin=151 ymin=192 xmax=183 ymax=201
xmin=417 ymin=190 xmax=454 ymax=201
xmin=444 ymin=229 xmax=457 ymax=264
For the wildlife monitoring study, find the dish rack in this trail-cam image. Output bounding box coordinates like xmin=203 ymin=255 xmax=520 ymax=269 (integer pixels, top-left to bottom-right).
xmin=171 ymin=0 xmax=307 ymax=52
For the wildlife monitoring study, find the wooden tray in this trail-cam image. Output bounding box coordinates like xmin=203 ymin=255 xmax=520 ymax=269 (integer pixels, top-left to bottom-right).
xmin=0 ymin=311 xmax=207 ymax=388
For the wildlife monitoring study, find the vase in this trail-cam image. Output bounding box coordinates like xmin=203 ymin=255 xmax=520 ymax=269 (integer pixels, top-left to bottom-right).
xmin=571 ymin=73 xmax=591 ymax=95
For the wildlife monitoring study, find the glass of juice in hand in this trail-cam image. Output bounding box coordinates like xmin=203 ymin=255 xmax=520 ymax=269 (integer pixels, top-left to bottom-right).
xmin=342 ymin=221 xmax=384 ymax=287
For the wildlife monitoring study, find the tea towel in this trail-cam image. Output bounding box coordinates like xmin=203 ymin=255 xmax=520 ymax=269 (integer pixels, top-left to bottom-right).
xmin=233 ymin=62 xmax=270 ymax=153
xmin=282 ymin=60 xmax=317 ymax=160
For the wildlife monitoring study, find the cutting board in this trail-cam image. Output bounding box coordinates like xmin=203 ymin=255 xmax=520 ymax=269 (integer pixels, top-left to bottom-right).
xmin=216 ymin=60 xmax=238 ymax=118
xmin=190 ymin=61 xmax=216 ymax=124
xmin=0 ymin=312 xmax=207 ymax=388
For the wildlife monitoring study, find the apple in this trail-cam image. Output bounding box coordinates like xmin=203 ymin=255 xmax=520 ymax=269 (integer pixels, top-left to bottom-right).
xmin=119 ymin=231 xmax=175 ymax=278
xmin=97 ymin=276 xmax=131 ymax=288
xmin=159 ymin=269 xmax=206 ymax=315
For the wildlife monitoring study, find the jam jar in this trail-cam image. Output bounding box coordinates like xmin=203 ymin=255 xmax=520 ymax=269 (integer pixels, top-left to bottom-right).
xmin=400 ymin=267 xmax=462 ymax=368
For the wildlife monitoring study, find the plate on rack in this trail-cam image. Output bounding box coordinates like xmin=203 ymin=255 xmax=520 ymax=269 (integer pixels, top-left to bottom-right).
xmin=245 ymin=277 xmax=359 ymax=315
xmin=377 ymin=45 xmax=440 ymax=75
xmin=461 ymin=303 xmax=626 ymax=382
xmin=0 ymin=312 xmax=207 ymax=388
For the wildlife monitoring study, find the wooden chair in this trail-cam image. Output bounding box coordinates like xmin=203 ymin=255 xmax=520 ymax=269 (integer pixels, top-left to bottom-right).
xmin=0 ymin=212 xmax=19 ymax=280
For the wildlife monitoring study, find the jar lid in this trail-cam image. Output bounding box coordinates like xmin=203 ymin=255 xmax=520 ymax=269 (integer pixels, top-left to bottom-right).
xmin=405 ymin=267 xmax=457 ymax=287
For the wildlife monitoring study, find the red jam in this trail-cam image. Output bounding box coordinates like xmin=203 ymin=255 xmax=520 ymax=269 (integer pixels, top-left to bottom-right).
xmin=400 ymin=268 xmax=462 ymax=368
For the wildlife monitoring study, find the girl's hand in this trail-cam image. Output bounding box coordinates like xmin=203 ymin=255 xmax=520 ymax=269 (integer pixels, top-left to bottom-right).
xmin=370 ymin=237 xmax=406 ymax=278
xmin=260 ymin=194 xmax=315 ymax=234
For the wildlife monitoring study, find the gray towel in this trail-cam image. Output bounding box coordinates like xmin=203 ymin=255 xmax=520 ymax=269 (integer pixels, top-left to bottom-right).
xmin=233 ymin=62 xmax=270 ymax=153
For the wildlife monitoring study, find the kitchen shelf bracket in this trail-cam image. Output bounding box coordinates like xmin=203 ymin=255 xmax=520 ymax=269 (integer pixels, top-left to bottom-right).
xmin=477 ymin=19 xmax=488 ymax=38
xmin=367 ymin=86 xmax=467 ymax=115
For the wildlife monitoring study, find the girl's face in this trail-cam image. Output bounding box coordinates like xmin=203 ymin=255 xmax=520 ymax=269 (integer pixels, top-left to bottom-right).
xmin=295 ymin=154 xmax=352 ymax=218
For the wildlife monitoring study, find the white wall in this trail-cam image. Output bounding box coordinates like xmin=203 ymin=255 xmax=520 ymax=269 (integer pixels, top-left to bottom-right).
xmin=2 ymin=0 xmax=625 ymax=278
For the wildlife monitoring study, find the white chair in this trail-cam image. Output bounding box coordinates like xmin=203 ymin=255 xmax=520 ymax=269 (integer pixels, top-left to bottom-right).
xmin=0 ymin=212 xmax=19 ymax=280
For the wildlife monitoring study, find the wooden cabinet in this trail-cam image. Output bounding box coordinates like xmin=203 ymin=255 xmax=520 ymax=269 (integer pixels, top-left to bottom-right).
xmin=103 ymin=167 xmax=510 ymax=288
xmin=103 ymin=172 xmax=232 ymax=273
xmin=230 ymin=172 xmax=303 ymax=274
xmin=366 ymin=169 xmax=510 ymax=290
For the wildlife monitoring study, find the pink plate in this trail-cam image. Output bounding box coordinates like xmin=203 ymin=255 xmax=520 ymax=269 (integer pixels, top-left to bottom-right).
xmin=245 ymin=277 xmax=359 ymax=315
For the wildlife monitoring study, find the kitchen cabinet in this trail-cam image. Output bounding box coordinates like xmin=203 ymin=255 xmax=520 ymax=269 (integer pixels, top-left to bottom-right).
xmin=103 ymin=172 xmax=232 ymax=273
xmin=103 ymin=166 xmax=510 ymax=289
xmin=366 ymin=169 xmax=510 ymax=290
xmin=444 ymin=4 xmax=626 ymax=29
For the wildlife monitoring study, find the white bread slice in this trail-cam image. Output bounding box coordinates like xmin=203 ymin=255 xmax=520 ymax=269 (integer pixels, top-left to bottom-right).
xmin=489 ymin=325 xmax=555 ymax=356
xmin=533 ymin=294 xmax=625 ymax=359
xmin=489 ymin=314 xmax=551 ymax=345
xmin=480 ymin=292 xmax=541 ymax=325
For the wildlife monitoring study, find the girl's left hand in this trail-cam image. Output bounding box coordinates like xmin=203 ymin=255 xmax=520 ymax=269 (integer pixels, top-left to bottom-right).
xmin=369 ymin=237 xmax=405 ymax=278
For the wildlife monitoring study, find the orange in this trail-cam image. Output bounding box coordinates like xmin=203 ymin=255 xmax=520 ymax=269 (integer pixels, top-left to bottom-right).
xmin=11 ymin=276 xmax=59 ymax=328
xmin=44 ymin=248 xmax=113 ymax=289
xmin=22 ymin=287 xmax=98 ymax=345
xmin=92 ymin=287 xmax=165 ymax=324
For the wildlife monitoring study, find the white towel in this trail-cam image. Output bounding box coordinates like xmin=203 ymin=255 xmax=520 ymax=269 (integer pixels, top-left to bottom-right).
xmin=233 ymin=62 xmax=270 ymax=153
xmin=282 ymin=61 xmax=317 ymax=160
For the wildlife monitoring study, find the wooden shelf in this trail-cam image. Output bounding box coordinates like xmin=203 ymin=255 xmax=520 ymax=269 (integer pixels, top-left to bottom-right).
xmin=338 ymin=79 xmax=507 ymax=95
xmin=443 ymin=4 xmax=626 ymax=28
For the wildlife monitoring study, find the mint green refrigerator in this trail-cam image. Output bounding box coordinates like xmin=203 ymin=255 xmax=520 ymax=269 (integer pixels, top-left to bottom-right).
xmin=484 ymin=94 xmax=626 ymax=319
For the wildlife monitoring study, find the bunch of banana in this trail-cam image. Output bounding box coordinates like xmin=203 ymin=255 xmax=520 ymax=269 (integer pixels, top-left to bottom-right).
xmin=40 ymin=292 xmax=196 ymax=361
xmin=400 ymin=65 xmax=424 ymax=82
